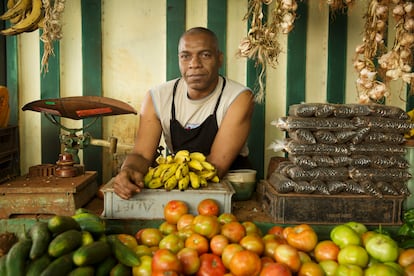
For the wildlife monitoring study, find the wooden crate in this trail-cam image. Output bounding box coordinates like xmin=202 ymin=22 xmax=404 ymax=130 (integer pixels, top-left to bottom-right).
xmin=257 ymin=180 xmax=405 ymax=225
xmin=0 ymin=126 xmax=19 ymax=182
xmin=0 ymin=171 xmax=98 ymax=218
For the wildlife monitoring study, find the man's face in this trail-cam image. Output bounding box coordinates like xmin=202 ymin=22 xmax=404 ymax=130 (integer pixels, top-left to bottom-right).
xmin=178 ymin=33 xmax=223 ymax=94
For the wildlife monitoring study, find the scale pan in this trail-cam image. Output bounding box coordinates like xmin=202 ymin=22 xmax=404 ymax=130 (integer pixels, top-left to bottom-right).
xmin=22 ymin=96 xmax=137 ymax=120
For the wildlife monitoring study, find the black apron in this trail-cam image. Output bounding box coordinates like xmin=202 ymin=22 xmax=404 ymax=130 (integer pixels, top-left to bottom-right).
xmin=170 ymin=77 xmax=252 ymax=170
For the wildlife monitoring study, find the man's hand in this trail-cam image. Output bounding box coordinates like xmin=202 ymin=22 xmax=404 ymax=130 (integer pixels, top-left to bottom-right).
xmin=113 ymin=167 xmax=145 ymax=199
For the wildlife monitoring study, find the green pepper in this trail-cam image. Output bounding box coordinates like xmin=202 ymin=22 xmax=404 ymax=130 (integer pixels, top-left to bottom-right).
xmin=403 ymin=208 xmax=414 ymax=226
xmin=398 ymin=223 xmax=411 ymax=237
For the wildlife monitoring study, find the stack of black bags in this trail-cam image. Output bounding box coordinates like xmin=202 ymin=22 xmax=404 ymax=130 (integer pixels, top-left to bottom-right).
xmin=270 ymin=103 xmax=414 ymax=198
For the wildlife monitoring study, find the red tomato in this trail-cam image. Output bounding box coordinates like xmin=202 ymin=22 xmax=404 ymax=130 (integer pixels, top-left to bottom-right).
xmin=239 ymin=235 xmax=265 ymax=256
xmin=197 ymin=198 xmax=220 ymax=216
xmin=196 ymin=253 xmax=227 ymax=276
xmin=259 ymin=262 xmax=292 ymax=276
xmin=138 ymin=228 xmax=164 ymax=247
xmin=164 ymin=200 xmax=189 ymax=224
xmin=159 ymin=221 xmax=178 ymax=235
xmin=298 ymin=261 xmax=325 ymax=276
xmin=229 ymin=249 xmax=261 ymax=276
xmin=222 ymin=243 xmax=244 ymax=269
xmin=177 ymin=213 xmax=195 ymax=231
xmin=274 ymin=244 xmax=301 ymax=273
xmin=152 ymin=248 xmax=183 ymax=274
xmin=242 ymin=221 xmax=262 ymax=237
xmin=218 ymin=212 xmax=238 ymax=224
xmin=267 ymin=225 xmax=284 ymax=238
xmin=210 ymin=234 xmax=229 ymax=256
xmin=285 ymin=224 xmax=318 ymax=252
xmin=192 ymin=215 xmax=221 ymax=239
xmin=220 ymin=221 xmax=246 ymax=243
xmin=177 ymin=247 xmax=201 ymax=275
xmin=185 ymin=233 xmax=210 ymax=255
xmin=313 ymin=240 xmax=340 ymax=262
xmin=399 ymin=248 xmax=414 ymax=268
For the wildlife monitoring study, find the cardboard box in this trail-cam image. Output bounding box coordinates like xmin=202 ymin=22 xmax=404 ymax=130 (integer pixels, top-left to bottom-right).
xmin=257 ymin=180 xmax=404 ymax=225
xmin=102 ymin=178 xmax=235 ymax=219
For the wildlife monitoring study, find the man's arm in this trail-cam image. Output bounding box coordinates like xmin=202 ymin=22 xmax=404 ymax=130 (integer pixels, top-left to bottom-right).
xmin=207 ymin=90 xmax=255 ymax=178
xmin=113 ymin=90 xmax=163 ymax=199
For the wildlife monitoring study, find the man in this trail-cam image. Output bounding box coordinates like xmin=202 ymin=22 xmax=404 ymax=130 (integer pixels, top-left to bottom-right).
xmin=114 ymin=27 xmax=254 ymax=199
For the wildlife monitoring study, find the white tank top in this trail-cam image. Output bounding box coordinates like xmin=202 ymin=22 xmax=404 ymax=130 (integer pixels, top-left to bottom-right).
xmin=150 ymin=77 xmax=251 ymax=156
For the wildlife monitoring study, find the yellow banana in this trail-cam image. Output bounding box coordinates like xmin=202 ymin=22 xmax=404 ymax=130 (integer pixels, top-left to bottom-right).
xmin=164 ymin=175 xmax=178 ymax=191
xmin=175 ymin=149 xmax=190 ymax=158
xmin=189 ymin=152 xmax=206 ymax=162
xmin=143 ymin=167 xmax=155 ymax=186
xmin=166 ymin=155 xmax=175 ymax=164
xmin=174 ymin=154 xmax=190 ymax=163
xmin=178 ymin=174 xmax=190 ymax=191
xmin=1 ymin=0 xmax=44 ymax=35
xmin=188 ymin=159 xmax=204 ymax=171
xmin=198 ymin=170 xmax=217 ymax=180
xmin=175 ymin=163 xmax=183 ymax=180
xmin=181 ymin=162 xmax=189 ymax=176
xmin=0 ymin=0 xmax=31 ymax=20
xmin=199 ymin=176 xmax=208 ymax=187
xmin=211 ymin=175 xmax=220 ymax=183
xmin=161 ymin=163 xmax=179 ymax=182
xmin=153 ymin=163 xmax=171 ymax=178
xmin=201 ymin=161 xmax=215 ymax=171
xmin=189 ymin=171 xmax=200 ymax=189
xmin=155 ymin=155 xmax=167 ymax=165
xmin=147 ymin=177 xmax=163 ymax=189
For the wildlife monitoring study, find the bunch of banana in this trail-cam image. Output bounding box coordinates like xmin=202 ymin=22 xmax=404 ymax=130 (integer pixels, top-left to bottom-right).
xmin=143 ymin=150 xmax=220 ymax=191
xmin=0 ymin=0 xmax=44 ymax=36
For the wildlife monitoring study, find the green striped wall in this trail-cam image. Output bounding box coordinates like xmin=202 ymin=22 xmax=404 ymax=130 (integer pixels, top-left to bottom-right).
xmin=81 ymin=0 xmax=102 ymax=183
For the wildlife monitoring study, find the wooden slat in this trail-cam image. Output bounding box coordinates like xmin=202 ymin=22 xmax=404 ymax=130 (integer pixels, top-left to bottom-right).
xmin=81 ymin=0 xmax=103 ymax=183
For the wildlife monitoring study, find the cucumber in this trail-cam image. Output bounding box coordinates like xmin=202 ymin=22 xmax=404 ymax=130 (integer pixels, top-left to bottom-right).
xmin=75 ymin=208 xmax=94 ymax=215
xmin=26 ymin=254 xmax=51 ymax=276
xmin=107 ymin=235 xmax=140 ymax=267
xmin=110 ymin=262 xmax=132 ymax=276
xmin=48 ymin=215 xmax=81 ymax=234
xmin=6 ymin=238 xmax=32 ymax=276
xmin=48 ymin=229 xmax=83 ymax=258
xmin=73 ymin=240 xmax=111 ymax=266
xmin=0 ymin=255 xmax=7 ymax=276
xmin=29 ymin=221 xmax=52 ymax=259
xmin=68 ymin=266 xmax=95 ymax=276
xmin=40 ymin=252 xmax=74 ymax=276
xmin=72 ymin=212 xmax=106 ymax=235
xmin=95 ymin=256 xmax=117 ymax=276
xmin=81 ymin=231 xmax=95 ymax=246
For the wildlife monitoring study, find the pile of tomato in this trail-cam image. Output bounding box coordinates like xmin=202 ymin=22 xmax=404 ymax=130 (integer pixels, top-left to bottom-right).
xmin=122 ymin=198 xmax=414 ymax=276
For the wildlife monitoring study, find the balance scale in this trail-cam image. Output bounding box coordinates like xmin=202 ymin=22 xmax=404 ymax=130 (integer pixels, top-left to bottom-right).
xmin=0 ymin=96 xmax=136 ymax=218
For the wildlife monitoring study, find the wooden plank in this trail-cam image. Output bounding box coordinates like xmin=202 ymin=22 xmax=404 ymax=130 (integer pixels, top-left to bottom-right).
xmin=81 ymin=0 xmax=103 ymax=184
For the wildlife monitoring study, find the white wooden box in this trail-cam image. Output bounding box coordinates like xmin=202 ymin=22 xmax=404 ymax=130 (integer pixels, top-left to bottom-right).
xmin=102 ymin=178 xmax=235 ymax=219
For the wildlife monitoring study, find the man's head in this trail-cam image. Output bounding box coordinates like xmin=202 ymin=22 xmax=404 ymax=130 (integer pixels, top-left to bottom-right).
xmin=178 ymin=27 xmax=224 ymax=98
